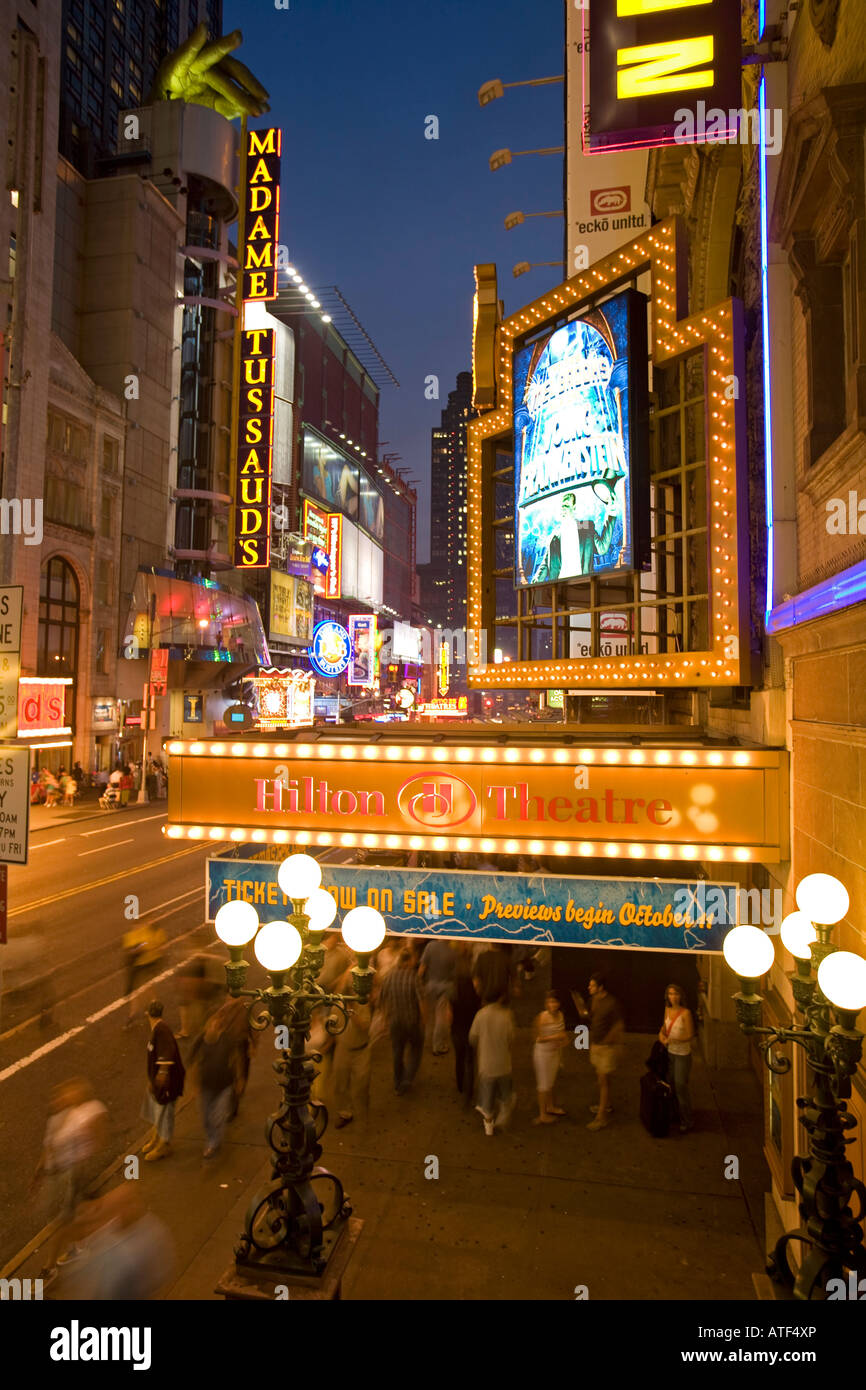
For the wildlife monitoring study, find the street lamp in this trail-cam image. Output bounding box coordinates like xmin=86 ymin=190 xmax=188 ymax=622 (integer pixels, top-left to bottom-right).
xmin=722 ymin=874 xmax=866 ymax=1299
xmin=489 ymin=146 xmax=564 ymax=171
xmin=214 ymin=853 xmax=386 ymax=1281
xmin=505 ymin=209 xmax=563 ymax=230
xmin=513 ymin=260 xmax=564 ymax=278
xmin=478 ymin=75 xmax=563 ymax=106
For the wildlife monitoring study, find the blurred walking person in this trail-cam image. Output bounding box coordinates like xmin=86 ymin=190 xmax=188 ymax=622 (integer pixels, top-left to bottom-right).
xmin=142 ymin=1001 xmax=185 ymax=1161
xmin=532 ymin=991 xmax=569 ymax=1123
xmin=378 ymin=948 xmax=423 ymax=1094
xmin=32 ymin=1077 xmax=108 ymax=1284
xmin=469 ymin=992 xmax=515 ymax=1136
xmin=418 ymin=938 xmax=456 ymax=1054
xmin=64 ymin=1185 xmax=173 ymax=1300
xmin=188 ymin=1006 xmax=236 ymax=1157
xmin=330 ymin=965 xmax=373 ymax=1128
xmin=450 ymin=944 xmax=480 ymax=1104
xmin=122 ymin=920 xmax=166 ymax=1025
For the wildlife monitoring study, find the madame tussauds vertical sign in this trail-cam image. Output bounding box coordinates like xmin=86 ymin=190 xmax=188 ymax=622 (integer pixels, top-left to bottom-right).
xmin=242 ymin=127 xmax=281 ymax=301
xmin=233 ymin=327 xmax=276 ymax=567
xmin=233 ymin=126 xmax=282 ymax=568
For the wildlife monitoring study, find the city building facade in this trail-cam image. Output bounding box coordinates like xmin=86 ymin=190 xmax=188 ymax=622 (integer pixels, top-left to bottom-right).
xmin=419 ymin=369 xmax=473 ymax=631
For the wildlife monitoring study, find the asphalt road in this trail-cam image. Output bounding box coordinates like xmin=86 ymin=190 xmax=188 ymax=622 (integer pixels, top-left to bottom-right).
xmin=0 ymin=803 xmax=223 ymax=1266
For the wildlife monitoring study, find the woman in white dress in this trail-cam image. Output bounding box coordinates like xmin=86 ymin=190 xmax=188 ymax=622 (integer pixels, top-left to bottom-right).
xmin=659 ymin=982 xmax=696 ymax=1132
xmin=532 ymin=991 xmax=569 ymax=1124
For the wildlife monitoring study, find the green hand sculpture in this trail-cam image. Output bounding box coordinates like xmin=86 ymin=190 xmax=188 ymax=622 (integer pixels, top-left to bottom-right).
xmin=150 ymin=22 xmax=270 ymax=120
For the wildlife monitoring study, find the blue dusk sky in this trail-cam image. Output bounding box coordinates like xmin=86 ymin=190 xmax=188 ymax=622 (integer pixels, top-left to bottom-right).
xmin=225 ymin=0 xmax=566 ymax=560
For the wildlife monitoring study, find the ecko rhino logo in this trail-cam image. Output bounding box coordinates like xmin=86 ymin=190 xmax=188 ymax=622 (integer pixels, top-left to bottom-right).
xmin=397 ymin=772 xmax=478 ymax=829
xmin=590 ymin=186 xmax=630 ymax=215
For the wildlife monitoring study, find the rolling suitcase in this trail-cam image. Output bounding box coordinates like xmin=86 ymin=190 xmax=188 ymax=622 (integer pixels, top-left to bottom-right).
xmin=640 ymin=1068 xmax=674 ymax=1137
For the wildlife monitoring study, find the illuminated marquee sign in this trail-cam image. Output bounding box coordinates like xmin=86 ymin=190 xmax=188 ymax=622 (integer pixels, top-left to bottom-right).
xmin=418 ymin=698 xmax=468 ymax=718
xmin=348 ymin=614 xmax=377 ymax=687
xmin=233 ymin=326 xmax=276 ymax=568
xmin=17 ymin=678 xmax=73 ymax=737
xmin=587 ymin=0 xmax=742 ymax=152
xmin=242 ymin=127 xmax=281 ymax=301
xmin=514 ymin=289 xmax=648 ymax=586
xmin=438 ymin=643 xmax=450 ymax=696
xmin=244 ymin=668 xmax=315 ymax=730
xmin=164 ymin=737 xmax=788 ymax=863
xmin=468 ymin=216 xmax=750 ymax=689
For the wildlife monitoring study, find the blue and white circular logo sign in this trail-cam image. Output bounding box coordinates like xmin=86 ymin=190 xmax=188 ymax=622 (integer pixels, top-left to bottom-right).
xmin=308 ymin=620 xmax=351 ymax=678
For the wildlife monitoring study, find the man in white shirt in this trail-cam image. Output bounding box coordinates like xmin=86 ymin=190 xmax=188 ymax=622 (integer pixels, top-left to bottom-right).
xmin=469 ymin=995 xmax=516 ymax=1136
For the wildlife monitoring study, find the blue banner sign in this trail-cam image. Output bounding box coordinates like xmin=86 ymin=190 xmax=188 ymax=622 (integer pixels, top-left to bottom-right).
xmin=207 ymin=854 xmax=735 ymax=952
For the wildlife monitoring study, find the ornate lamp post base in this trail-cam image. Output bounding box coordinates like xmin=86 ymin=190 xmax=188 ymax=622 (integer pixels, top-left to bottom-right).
xmin=216 ymin=1218 xmax=364 ymax=1302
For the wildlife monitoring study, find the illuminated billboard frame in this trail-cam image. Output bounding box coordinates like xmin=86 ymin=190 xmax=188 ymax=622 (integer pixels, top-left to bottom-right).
xmin=303 ymin=499 xmax=342 ymax=600
xmin=586 ymin=0 xmax=742 ymax=154
xmin=348 ymin=614 xmax=377 ymax=687
xmin=468 ymin=216 xmax=749 ymax=689
xmin=513 ymin=288 xmax=648 ymax=588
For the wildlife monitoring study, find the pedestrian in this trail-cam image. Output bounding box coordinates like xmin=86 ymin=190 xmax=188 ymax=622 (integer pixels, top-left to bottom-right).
xmin=176 ymin=955 xmax=209 ymax=1039
xmin=532 ymin=991 xmax=569 ymax=1124
xmin=188 ymin=1007 xmax=236 ymax=1157
xmin=32 ymin=1077 xmax=108 ymax=1285
xmin=469 ymin=991 xmax=516 ymax=1136
xmin=377 ymin=947 xmax=424 ymax=1094
xmin=330 ymin=965 xmax=373 ymax=1128
xmin=582 ymin=972 xmax=624 ymax=1130
xmin=472 ymin=941 xmax=513 ymax=1004
xmin=63 ymin=774 xmax=78 ymax=806
xmin=62 ymin=1184 xmax=173 ymax=1301
xmin=418 ymin=937 xmax=456 ymax=1054
xmin=450 ymin=943 xmax=480 ymax=1103
xmin=658 ymin=982 xmax=696 ymax=1133
xmin=142 ymin=1000 xmax=185 ymax=1162
xmin=122 ymin=921 xmax=166 ymax=1024
xmin=120 ymin=764 xmax=133 ymax=807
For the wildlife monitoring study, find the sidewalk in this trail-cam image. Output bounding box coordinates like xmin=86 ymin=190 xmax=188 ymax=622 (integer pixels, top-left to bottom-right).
xmin=12 ymin=963 xmax=767 ymax=1301
xmin=27 ymin=797 xmax=166 ymax=832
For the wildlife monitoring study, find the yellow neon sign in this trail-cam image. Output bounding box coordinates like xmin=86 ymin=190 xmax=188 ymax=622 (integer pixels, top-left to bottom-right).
xmin=616 ymin=38 xmax=715 ymax=101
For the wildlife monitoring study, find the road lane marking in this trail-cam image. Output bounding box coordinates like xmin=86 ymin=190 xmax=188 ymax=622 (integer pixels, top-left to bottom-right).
xmin=78 ymin=838 xmax=134 ymax=857
xmin=0 ymin=895 xmax=207 ymax=1041
xmin=0 ymin=934 xmax=220 ymax=1072
xmin=8 ymin=844 xmax=219 ymax=916
xmin=80 ymin=813 xmax=166 ymax=836
xmin=28 ymin=839 xmax=66 ymax=850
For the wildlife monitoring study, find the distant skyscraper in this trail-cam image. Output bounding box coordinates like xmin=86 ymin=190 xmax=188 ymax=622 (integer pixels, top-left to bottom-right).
xmin=59 ymin=0 xmax=222 ymax=176
xmin=421 ymin=370 xmax=474 ymax=629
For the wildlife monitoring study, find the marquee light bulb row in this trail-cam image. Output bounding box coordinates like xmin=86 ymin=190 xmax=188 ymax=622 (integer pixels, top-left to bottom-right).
xmin=162 ymin=822 xmax=756 ymax=863
xmin=468 ymin=216 xmax=745 ymax=690
xmin=165 ymin=739 xmax=761 ymax=768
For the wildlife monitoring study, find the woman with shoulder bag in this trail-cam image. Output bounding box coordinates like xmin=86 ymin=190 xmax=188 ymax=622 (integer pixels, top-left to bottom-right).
xmin=659 ymin=983 xmax=696 ymax=1133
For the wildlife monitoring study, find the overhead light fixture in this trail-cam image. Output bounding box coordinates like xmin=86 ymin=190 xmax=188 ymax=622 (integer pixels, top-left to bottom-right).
xmin=321 ymin=314 xmax=331 ymax=323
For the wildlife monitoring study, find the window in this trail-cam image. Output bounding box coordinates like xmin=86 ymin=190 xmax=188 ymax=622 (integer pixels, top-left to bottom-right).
xmin=96 ymin=559 xmax=113 ymax=607
xmin=110 ymin=78 xmax=124 ymax=100
xmin=45 ymin=475 xmax=87 ymax=530
xmin=100 ymin=494 xmax=113 ymax=538
xmin=8 ymin=234 xmax=15 ymax=281
xmin=38 ymin=558 xmax=80 ymax=678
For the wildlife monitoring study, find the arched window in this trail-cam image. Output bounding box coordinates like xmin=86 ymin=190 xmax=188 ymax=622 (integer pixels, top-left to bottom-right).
xmin=38 ymin=557 xmax=80 ymax=677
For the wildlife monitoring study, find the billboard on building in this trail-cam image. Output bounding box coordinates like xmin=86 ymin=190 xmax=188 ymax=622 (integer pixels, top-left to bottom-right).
xmin=348 ymin=613 xmax=377 ymax=687
xmin=513 ymin=288 xmax=648 ymax=588
xmin=269 ymin=571 xmax=314 ymax=646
